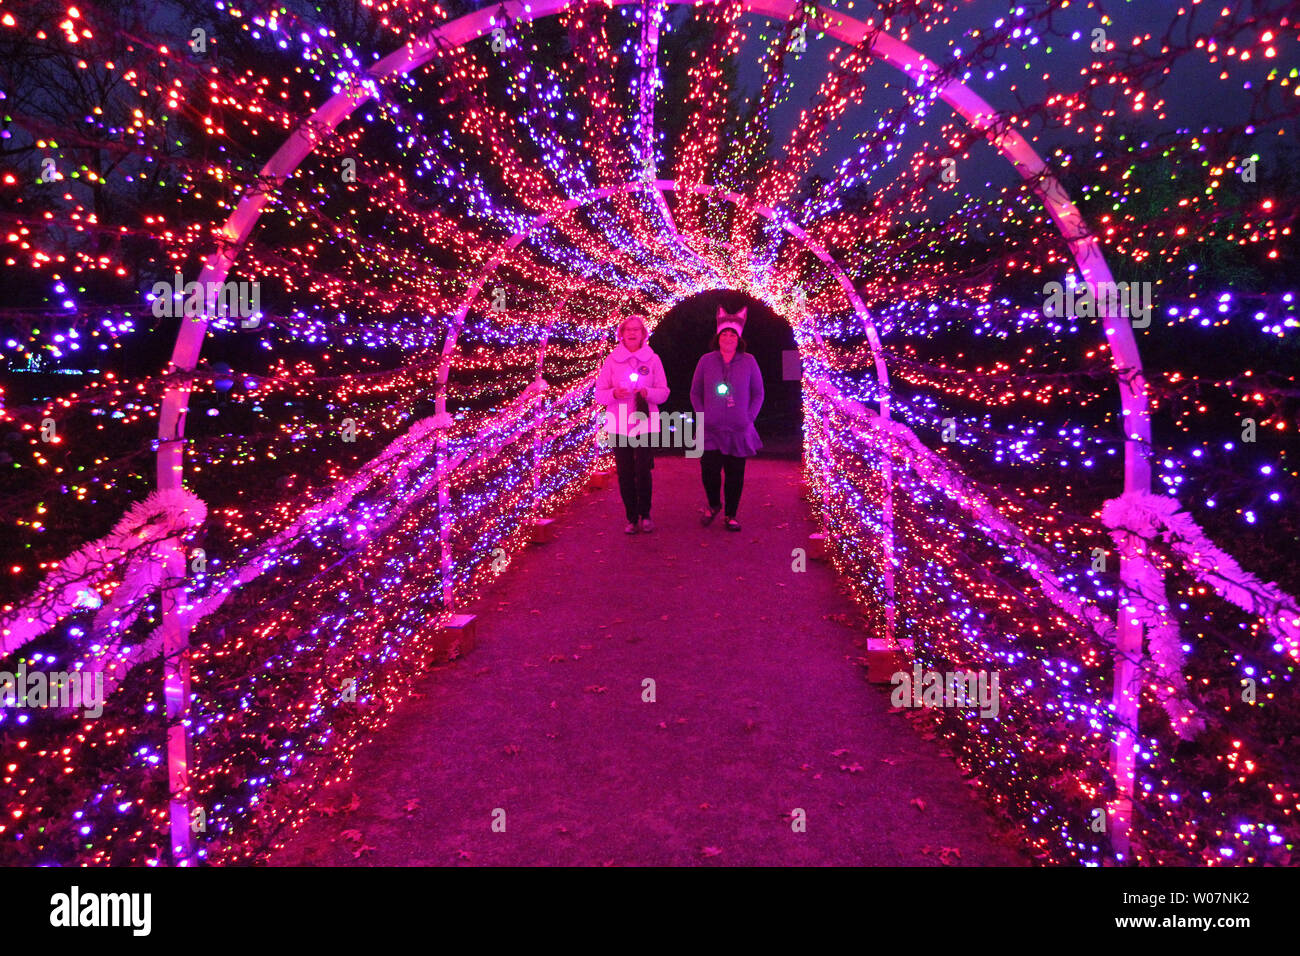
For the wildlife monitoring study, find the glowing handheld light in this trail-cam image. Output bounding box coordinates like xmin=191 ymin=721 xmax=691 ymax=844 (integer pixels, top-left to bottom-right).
xmin=716 ymin=382 xmax=729 ymax=396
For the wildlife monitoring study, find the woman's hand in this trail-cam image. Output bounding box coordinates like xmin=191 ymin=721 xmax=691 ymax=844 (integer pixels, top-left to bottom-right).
xmin=635 ymin=387 xmax=648 ymax=400
xmin=613 ymin=385 xmax=632 ymax=400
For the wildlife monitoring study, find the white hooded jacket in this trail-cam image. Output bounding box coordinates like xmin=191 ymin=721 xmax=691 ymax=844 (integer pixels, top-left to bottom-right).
xmin=594 ymin=343 xmax=670 ymax=437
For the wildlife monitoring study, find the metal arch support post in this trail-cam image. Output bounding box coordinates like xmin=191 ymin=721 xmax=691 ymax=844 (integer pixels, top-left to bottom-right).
xmin=151 ymin=86 xmax=369 ymax=862
xmin=159 ymin=540 xmax=193 ymax=865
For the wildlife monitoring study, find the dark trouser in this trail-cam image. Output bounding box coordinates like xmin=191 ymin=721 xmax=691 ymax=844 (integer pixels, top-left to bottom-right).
xmin=700 ymin=449 xmax=747 ymax=518
xmin=613 ymin=444 xmax=653 ymax=521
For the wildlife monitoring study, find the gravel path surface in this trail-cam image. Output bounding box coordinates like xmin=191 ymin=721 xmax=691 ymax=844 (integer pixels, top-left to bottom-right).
xmin=270 ymin=456 xmax=1028 ymax=866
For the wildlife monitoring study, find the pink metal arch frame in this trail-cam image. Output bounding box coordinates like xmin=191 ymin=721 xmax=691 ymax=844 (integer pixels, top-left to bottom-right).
xmin=156 ymin=0 xmax=1156 ymax=859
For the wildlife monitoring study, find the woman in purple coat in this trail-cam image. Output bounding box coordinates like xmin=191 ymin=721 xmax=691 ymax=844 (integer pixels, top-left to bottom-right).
xmin=689 ymin=307 xmax=765 ymax=531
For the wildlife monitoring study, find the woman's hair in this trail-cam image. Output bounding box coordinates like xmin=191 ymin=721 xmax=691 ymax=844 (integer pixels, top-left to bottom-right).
xmin=711 ymin=330 xmax=747 ymax=352
xmin=618 ymin=314 xmax=649 ymax=347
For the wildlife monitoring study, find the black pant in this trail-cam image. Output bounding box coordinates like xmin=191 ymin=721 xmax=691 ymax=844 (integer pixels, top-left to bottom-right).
xmin=700 ymin=449 xmax=746 ymax=518
xmin=613 ymin=444 xmax=653 ymax=521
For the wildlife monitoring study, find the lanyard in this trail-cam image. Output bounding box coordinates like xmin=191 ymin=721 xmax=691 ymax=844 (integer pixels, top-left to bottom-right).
xmin=718 ymin=354 xmax=736 ymax=405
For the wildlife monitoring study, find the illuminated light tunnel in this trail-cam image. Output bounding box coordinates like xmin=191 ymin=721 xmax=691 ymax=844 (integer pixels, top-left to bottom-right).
xmin=0 ymin=0 xmax=1297 ymax=869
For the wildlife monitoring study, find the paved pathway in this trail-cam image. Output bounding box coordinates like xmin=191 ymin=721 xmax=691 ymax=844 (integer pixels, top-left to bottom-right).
xmin=271 ymin=455 xmax=1027 ymax=866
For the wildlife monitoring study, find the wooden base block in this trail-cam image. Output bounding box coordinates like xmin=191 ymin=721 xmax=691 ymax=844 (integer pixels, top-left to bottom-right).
xmin=532 ymin=517 xmax=557 ymax=543
xmin=863 ymin=637 xmax=914 ymax=684
xmin=433 ymin=613 xmax=477 ymax=663
xmin=808 ymin=532 xmax=828 ymax=560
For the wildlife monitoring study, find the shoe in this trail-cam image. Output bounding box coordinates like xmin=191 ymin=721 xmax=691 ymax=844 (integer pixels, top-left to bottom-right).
xmin=724 ymin=518 xmax=741 ymax=532
xmin=700 ymin=505 xmax=722 ymax=527
xmin=624 ymin=521 xmax=639 ymax=534
xmin=639 ymin=518 xmax=655 ymax=533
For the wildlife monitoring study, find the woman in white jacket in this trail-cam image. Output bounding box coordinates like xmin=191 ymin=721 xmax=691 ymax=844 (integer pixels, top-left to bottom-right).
xmin=595 ymin=315 xmax=671 ymax=533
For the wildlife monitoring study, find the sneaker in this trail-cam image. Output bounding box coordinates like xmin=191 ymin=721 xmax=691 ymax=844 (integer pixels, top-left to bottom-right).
xmin=724 ymin=517 xmax=741 ymax=532
xmin=700 ymin=505 xmax=722 ymax=527
xmin=639 ymin=518 xmax=655 ymax=533
xmin=624 ymin=521 xmax=639 ymax=534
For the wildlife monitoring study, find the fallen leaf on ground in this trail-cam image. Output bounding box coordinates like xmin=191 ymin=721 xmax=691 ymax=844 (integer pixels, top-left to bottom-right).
xmin=404 ymin=799 xmax=420 ymax=814
xmin=503 ymin=744 xmax=521 ymax=755
xmin=585 ymin=685 xmax=608 ymax=694
xmin=352 ymin=843 xmax=375 ymax=859
xmin=830 ymin=748 xmax=849 ymax=756
xmin=910 ymin=797 xmax=927 ymax=812
xmin=701 ymin=846 xmax=723 ymax=858
xmin=840 ymin=762 xmax=864 ymax=773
